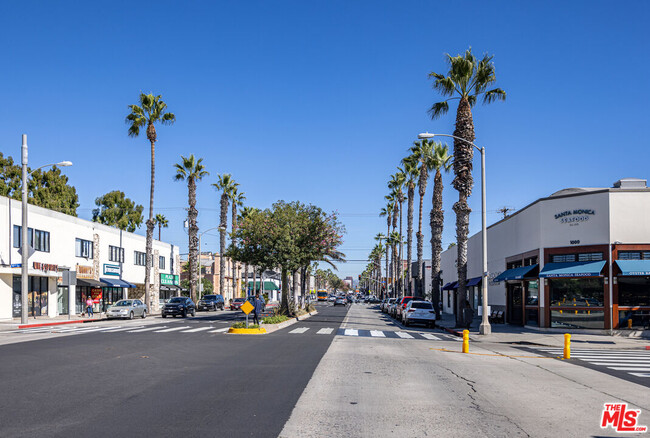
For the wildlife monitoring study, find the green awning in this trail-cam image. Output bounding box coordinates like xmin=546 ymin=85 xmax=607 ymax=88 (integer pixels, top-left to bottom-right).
xmin=248 ymin=281 xmax=279 ymax=291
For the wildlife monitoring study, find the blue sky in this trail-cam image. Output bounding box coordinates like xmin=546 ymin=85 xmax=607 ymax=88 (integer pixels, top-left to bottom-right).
xmin=1 ymin=1 xmax=648 ymax=279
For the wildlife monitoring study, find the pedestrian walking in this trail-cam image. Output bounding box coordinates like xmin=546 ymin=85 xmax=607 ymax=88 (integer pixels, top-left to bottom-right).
xmin=252 ymin=294 xmax=265 ymax=325
xmin=86 ymin=296 xmax=94 ymax=318
xmin=462 ymin=301 xmax=473 ymax=329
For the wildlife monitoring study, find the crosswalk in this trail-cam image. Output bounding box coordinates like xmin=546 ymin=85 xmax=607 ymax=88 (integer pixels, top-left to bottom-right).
xmin=3 ymin=324 xmax=231 ymax=336
xmin=535 ymin=347 xmax=650 ymax=379
xmin=287 ymin=326 xmax=457 ymax=341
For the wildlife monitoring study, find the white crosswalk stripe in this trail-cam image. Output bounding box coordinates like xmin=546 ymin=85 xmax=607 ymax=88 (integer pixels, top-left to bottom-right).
xmin=536 ymin=348 xmax=650 ymax=380
xmin=317 ymin=328 xmax=334 ymax=335
xmin=208 ymin=327 xmax=230 ymax=333
xmin=395 ymin=332 xmax=414 ymax=339
xmin=289 ymin=327 xmax=309 ymax=334
xmin=420 ymin=333 xmax=441 ymax=340
xmin=344 ymin=329 xmax=359 ymax=336
xmin=155 ymin=326 xmax=190 ymax=333
xmin=370 ymin=330 xmax=385 ymax=337
xmin=128 ymin=326 xmax=166 ymax=333
xmin=183 ymin=327 xmax=213 ymax=333
xmin=105 ymin=326 xmax=144 ymax=332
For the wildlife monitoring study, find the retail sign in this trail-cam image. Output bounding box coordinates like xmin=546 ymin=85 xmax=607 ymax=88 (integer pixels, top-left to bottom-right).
xmin=91 ymin=288 xmax=102 ymax=304
xmin=33 ymin=262 xmax=58 ymax=272
xmin=76 ymin=265 xmax=94 ymax=279
xmin=160 ymin=273 xmax=179 ymax=286
xmin=554 ymin=209 xmax=595 ymax=225
xmin=103 ymin=264 xmax=120 ymax=276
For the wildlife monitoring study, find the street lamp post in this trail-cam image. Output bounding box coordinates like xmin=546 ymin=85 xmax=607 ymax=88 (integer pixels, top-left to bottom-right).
xmin=418 ymin=132 xmax=490 ymax=335
xmin=20 ymin=134 xmax=72 ymax=324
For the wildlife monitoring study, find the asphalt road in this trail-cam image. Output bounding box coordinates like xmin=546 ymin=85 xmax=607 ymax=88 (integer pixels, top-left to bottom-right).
xmin=0 ymin=302 xmax=349 ymax=438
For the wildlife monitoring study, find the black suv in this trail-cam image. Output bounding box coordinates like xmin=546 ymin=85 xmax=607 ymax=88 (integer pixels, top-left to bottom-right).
xmin=197 ymin=294 xmax=225 ymax=311
xmin=162 ymin=297 xmax=196 ymax=318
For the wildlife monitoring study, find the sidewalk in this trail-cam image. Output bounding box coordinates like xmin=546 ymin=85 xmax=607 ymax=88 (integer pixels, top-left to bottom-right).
xmin=436 ymin=312 xmax=650 ymax=349
xmin=0 ymin=312 xmax=163 ymax=331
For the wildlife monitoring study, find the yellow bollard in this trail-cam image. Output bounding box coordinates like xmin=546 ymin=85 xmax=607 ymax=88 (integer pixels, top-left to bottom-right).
xmin=628 ymin=318 xmax=633 ymax=329
xmin=462 ymin=330 xmax=469 ymax=353
xmin=563 ymin=333 xmax=571 ymax=359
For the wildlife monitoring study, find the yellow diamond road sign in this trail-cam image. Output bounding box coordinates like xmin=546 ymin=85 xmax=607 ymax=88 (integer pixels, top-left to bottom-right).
xmin=241 ymin=300 xmax=254 ymax=315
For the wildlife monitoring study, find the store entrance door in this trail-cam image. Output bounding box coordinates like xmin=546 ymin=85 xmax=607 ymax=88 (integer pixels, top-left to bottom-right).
xmin=507 ymin=283 xmax=524 ymax=325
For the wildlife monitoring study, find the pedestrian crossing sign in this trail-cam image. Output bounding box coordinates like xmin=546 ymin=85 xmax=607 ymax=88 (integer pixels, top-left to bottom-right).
xmin=241 ymin=300 xmax=254 ymax=315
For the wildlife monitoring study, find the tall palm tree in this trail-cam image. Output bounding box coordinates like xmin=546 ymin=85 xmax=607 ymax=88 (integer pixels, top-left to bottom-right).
xmin=154 ymin=214 xmax=168 ymax=241
xmin=213 ymin=174 xmax=238 ymax=299
xmin=374 ymin=233 xmax=386 ymax=297
xmin=174 ymin=155 xmax=209 ymax=303
xmin=126 ymin=93 xmax=175 ymax=310
xmin=387 ymin=231 xmax=401 ymax=298
xmin=239 ymin=206 xmax=256 ymax=294
xmin=389 ymin=171 xmax=406 ymax=295
xmin=410 ymin=139 xmax=435 ymax=297
xmin=379 ymin=205 xmax=393 ymax=296
xmin=401 ymin=155 xmax=419 ymax=295
xmin=429 ymin=48 xmax=505 ymax=323
xmin=230 ymin=190 xmax=245 ymax=297
xmin=430 ymin=142 xmax=452 ymax=313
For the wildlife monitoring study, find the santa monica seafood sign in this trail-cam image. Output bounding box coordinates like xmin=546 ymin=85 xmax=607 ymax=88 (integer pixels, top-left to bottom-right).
xmin=554 ymin=209 xmax=595 ymax=224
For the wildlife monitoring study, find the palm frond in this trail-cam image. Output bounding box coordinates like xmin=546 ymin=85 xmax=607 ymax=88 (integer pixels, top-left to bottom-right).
xmin=427 ymin=100 xmax=450 ymax=119
xmin=483 ymin=88 xmax=506 ymax=104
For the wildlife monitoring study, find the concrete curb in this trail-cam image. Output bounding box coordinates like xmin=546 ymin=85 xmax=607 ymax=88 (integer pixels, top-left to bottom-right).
xmin=228 ymin=327 xmax=267 ymax=335
xmin=246 ymin=310 xmax=319 ymax=335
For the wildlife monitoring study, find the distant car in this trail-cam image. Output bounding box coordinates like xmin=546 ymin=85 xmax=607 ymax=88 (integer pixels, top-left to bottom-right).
xmin=379 ymin=299 xmax=387 ymax=311
xmin=402 ymin=300 xmax=436 ymax=328
xmin=370 ymin=297 xmax=381 ymax=304
xmin=395 ymin=296 xmax=420 ymax=320
xmin=388 ymin=299 xmax=399 ymax=318
xmin=197 ymin=294 xmax=225 ymax=311
xmin=106 ymin=299 xmax=148 ymax=320
xmin=162 ymin=297 xmax=196 ymax=318
xmin=328 ymin=296 xmax=336 ymax=302
xmin=231 ymin=297 xmax=246 ymax=311
xmin=334 ymin=297 xmax=347 ymax=306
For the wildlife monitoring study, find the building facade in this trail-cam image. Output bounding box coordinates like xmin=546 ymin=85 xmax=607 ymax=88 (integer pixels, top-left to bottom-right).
xmin=439 ymin=178 xmax=650 ymax=330
xmin=0 ymin=196 xmax=180 ymax=320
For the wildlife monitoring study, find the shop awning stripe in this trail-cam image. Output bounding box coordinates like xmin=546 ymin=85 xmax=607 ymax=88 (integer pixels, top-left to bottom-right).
xmin=100 ymin=277 xmax=136 ymax=288
xmin=76 ymin=278 xmax=104 ymax=287
xmin=615 ymin=260 xmax=650 ymax=276
xmin=539 ymin=261 xmax=606 ymax=278
xmin=441 ymin=281 xmax=457 ymax=290
xmin=493 ymin=264 xmax=538 ymax=282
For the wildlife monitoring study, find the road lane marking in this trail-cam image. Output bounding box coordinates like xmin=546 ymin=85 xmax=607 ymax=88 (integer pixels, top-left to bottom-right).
xmin=344 ymin=329 xmax=358 ymax=336
xmin=420 ymin=333 xmax=441 ymax=340
xmin=607 ymin=367 xmax=650 ymax=371
xmin=370 ymin=330 xmax=385 ymax=337
xmin=128 ymin=326 xmax=166 ymax=333
xmin=104 ymin=326 xmax=145 ymax=332
xmin=395 ymin=332 xmax=414 ymax=339
xmin=317 ymin=328 xmax=334 ymax=335
xmin=183 ymin=327 xmax=213 ymax=333
xmin=208 ymin=327 xmax=229 ymax=333
xmin=289 ymin=327 xmax=309 ymax=334
xmin=630 ymin=373 xmax=650 ymax=378
xmin=155 ymin=326 xmax=190 ymax=333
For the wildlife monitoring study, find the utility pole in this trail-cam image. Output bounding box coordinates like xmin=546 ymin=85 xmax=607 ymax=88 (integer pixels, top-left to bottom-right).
xmin=497 ymin=206 xmax=513 ymax=219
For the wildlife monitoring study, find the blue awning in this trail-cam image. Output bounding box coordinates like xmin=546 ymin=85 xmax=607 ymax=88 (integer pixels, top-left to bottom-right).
xmin=493 ymin=264 xmax=538 ymax=282
xmin=539 ymin=261 xmax=606 ymax=278
xmin=100 ymin=277 xmax=136 ymax=288
xmin=441 ymin=281 xmax=457 ymax=290
xmin=615 ymin=260 xmax=650 ymax=276
xmin=466 ymin=276 xmax=482 ymax=287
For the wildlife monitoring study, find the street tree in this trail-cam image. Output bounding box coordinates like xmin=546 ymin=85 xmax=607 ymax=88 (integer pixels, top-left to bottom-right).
xmin=213 ymin=174 xmax=238 ymax=297
xmin=428 ymin=48 xmax=505 ymax=323
xmin=430 ymin=142 xmax=452 ymax=313
xmin=231 ymin=189 xmax=245 ymax=297
xmin=401 ymin=154 xmax=419 ymax=295
xmin=154 ymin=214 xmax=168 ymax=240
xmin=126 ymin=92 xmax=176 ymax=310
xmin=388 ymin=170 xmax=405 ymax=295
xmin=92 ymin=190 xmax=144 ymax=232
xmin=174 ymin=154 xmax=209 ymax=303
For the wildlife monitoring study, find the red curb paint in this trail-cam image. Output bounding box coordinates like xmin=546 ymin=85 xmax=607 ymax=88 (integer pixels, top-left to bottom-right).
xmin=646 ymin=346 xmax=650 ymax=350
xmin=18 ymin=319 xmax=98 ymax=329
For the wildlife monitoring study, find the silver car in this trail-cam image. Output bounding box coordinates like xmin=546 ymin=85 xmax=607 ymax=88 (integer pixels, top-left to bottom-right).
xmin=106 ymin=299 xmax=148 ymax=319
xmin=402 ymin=300 xmax=436 ymax=328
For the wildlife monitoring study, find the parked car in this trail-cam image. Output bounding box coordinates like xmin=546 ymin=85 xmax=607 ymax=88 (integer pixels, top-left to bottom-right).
xmin=162 ymin=297 xmax=196 ymax=318
xmin=395 ymin=296 xmax=420 ymax=320
xmin=231 ymin=297 xmax=246 ymax=311
xmin=106 ymin=299 xmax=148 ymax=319
xmin=402 ymin=300 xmax=436 ymax=328
xmin=197 ymin=294 xmax=225 ymax=311
xmin=388 ymin=299 xmax=399 ymax=318
xmin=379 ymin=299 xmax=387 ymax=311
xmin=334 ymin=297 xmax=347 ymax=306
xmin=383 ymin=298 xmax=396 ymax=313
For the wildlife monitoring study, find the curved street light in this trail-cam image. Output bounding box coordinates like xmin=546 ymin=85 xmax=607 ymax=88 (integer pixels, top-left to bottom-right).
xmin=20 ymin=135 xmax=73 ymax=324
xmin=418 ymin=132 xmax=491 ymax=335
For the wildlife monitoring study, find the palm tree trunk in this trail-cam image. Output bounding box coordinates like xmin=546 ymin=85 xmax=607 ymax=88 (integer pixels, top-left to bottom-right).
xmin=452 ymin=96 xmax=475 ymax=326
xmin=144 ymin=138 xmax=156 ymax=311
xmin=158 ymin=224 xmax=161 ymax=241
xmin=385 ymin=219 xmax=390 ymax=298
xmin=280 ymin=267 xmax=290 ymax=315
xmin=430 ymin=169 xmax=444 ymax=317
xmin=406 ymin=185 xmax=414 ymax=295
xmin=293 ymin=270 xmax=300 ymax=308
xmin=417 ymin=191 xmax=425 ymax=297
xmin=398 ymin=198 xmax=403 ymax=295
xmin=231 ymin=202 xmax=237 ymax=298
xmin=219 ymin=194 xmax=228 ymax=300
xmin=244 ymin=263 xmax=249 ymax=295
xmin=188 ymin=177 xmax=199 ymax=303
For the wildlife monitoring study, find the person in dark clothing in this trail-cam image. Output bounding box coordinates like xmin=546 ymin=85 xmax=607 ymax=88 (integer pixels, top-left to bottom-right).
xmin=462 ymin=301 xmax=473 ymax=329
xmin=252 ymin=294 xmax=265 ymax=325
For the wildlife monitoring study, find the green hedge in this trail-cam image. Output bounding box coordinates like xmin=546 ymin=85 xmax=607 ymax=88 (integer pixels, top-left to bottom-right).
xmin=261 ymin=315 xmax=291 ymax=324
xmin=231 ymin=322 xmax=260 ymax=329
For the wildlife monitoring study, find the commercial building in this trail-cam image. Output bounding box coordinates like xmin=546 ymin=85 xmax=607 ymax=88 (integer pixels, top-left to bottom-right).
xmin=0 ymin=196 xmax=180 ymax=320
xmin=439 ymin=178 xmax=650 ymax=330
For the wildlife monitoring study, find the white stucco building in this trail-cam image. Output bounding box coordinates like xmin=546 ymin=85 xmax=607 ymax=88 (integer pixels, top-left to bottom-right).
xmin=0 ymin=196 xmax=180 ymax=320
xmin=439 ymin=178 xmax=650 ymax=330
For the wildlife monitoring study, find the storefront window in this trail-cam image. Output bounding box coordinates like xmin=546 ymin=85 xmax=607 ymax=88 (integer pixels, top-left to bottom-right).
xmin=525 ymin=308 xmax=539 ymax=326
xmin=102 ymin=287 xmax=124 ymax=311
xmin=551 ymin=309 xmax=604 ymax=329
xmin=526 ymin=281 xmax=539 ymax=305
xmin=617 ymin=277 xmax=650 ymax=307
xmin=549 ymin=278 xmax=604 ymax=307
xmin=618 ymin=310 xmax=650 ymax=328
xmin=57 ymin=286 xmax=69 ymax=315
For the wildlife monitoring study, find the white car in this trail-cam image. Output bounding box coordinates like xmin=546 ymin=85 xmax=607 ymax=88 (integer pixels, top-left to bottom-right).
xmin=106 ymin=299 xmax=148 ymax=319
xmin=402 ymin=300 xmax=436 ymax=328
